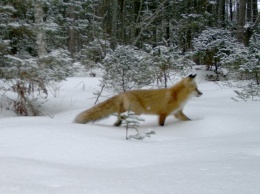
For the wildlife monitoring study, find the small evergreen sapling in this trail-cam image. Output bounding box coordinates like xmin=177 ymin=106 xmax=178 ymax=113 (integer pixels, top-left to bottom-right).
xmin=121 ymin=109 xmax=155 ymax=140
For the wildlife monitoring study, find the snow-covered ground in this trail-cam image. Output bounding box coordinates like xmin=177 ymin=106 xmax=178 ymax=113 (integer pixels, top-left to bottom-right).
xmin=1 ymin=75 xmax=260 ymax=194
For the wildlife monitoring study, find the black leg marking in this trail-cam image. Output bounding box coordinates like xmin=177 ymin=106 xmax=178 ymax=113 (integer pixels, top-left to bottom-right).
xmin=159 ymin=114 xmax=167 ymax=126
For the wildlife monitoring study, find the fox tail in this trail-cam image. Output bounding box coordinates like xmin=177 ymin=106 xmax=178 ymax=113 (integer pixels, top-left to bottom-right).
xmin=74 ymin=95 xmax=120 ymax=124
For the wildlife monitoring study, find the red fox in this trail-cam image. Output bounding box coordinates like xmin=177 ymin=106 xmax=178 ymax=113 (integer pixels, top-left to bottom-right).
xmin=74 ymin=74 xmax=202 ymax=126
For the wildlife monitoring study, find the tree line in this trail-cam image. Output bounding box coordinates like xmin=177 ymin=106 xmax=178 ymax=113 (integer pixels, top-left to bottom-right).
xmin=1 ymin=0 xmax=258 ymax=58
xmin=0 ymin=0 xmax=259 ymax=115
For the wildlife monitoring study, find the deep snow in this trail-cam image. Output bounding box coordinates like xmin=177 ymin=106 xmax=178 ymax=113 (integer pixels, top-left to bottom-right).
xmin=1 ymin=75 xmax=260 ymax=194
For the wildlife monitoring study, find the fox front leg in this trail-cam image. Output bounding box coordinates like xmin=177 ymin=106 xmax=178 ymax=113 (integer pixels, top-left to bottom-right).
xmin=174 ymin=110 xmax=191 ymax=121
xmin=159 ymin=114 xmax=167 ymax=126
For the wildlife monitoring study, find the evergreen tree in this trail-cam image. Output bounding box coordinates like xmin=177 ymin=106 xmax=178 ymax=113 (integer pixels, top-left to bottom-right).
xmin=121 ymin=108 xmax=155 ymax=140
xmin=121 ymin=109 xmax=144 ymax=140
xmin=100 ymin=45 xmax=156 ymax=94
xmin=146 ymin=45 xmax=194 ymax=88
xmin=0 ymin=0 xmax=75 ymax=116
xmin=193 ymin=28 xmax=247 ymax=77
xmin=233 ymin=30 xmax=260 ymax=101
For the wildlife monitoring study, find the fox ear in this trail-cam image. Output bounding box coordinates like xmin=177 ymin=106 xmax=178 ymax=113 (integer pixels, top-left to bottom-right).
xmin=188 ymin=74 xmax=197 ymax=79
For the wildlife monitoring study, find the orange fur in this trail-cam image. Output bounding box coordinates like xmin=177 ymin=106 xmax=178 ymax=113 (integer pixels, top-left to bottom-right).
xmin=74 ymin=74 xmax=202 ymax=126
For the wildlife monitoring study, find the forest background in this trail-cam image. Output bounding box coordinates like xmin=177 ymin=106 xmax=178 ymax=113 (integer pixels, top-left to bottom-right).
xmin=0 ymin=0 xmax=259 ymax=115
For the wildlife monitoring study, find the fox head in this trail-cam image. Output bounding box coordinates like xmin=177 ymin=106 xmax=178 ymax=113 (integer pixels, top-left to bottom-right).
xmin=184 ymin=74 xmax=203 ymax=97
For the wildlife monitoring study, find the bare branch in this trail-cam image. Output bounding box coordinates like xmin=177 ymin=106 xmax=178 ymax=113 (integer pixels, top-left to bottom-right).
xmin=132 ymin=1 xmax=167 ymax=46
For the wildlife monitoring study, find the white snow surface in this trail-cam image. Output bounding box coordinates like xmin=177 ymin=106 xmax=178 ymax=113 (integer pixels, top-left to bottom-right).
xmin=1 ymin=76 xmax=260 ymax=194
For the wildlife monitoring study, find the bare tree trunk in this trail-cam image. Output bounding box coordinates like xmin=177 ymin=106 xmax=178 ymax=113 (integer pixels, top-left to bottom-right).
xmin=239 ymin=0 xmax=260 ymax=47
xmin=119 ymin=0 xmax=126 ymax=44
xmin=229 ymin=0 xmax=233 ymax=21
xmin=218 ymin=0 xmax=226 ymax=27
xmin=237 ymin=0 xmax=246 ymax=44
xmin=252 ymin=0 xmax=258 ymax=22
xmin=68 ymin=27 xmax=75 ymax=57
xmin=247 ymin=0 xmax=252 ymax=22
xmin=165 ymin=0 xmax=170 ymax=44
xmin=68 ymin=6 xmax=76 ymax=57
xmin=111 ymin=0 xmax=118 ymax=50
xmin=34 ymin=0 xmax=47 ymax=64
xmin=132 ymin=1 xmax=166 ymax=46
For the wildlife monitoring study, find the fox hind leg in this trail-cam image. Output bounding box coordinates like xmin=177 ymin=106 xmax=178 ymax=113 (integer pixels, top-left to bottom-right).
xmin=114 ymin=118 xmax=122 ymax=126
xmin=174 ymin=110 xmax=191 ymax=121
xmin=114 ymin=103 xmax=126 ymax=126
xmin=114 ymin=113 xmax=127 ymax=126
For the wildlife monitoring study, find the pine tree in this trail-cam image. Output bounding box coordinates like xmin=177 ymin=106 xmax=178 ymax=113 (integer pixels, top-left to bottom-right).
xmin=193 ymin=28 xmax=247 ymax=77
xmin=0 ymin=1 xmax=75 ymax=116
xmin=121 ymin=109 xmax=144 ymax=140
xmin=121 ymin=108 xmax=155 ymax=140
xmin=147 ymin=45 xmax=194 ymax=88
xmin=100 ymin=45 xmax=156 ymax=94
xmin=233 ymin=30 xmax=260 ymax=101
